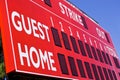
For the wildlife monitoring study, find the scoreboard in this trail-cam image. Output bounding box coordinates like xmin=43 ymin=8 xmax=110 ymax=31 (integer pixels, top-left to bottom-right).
xmin=0 ymin=0 xmax=120 ymax=80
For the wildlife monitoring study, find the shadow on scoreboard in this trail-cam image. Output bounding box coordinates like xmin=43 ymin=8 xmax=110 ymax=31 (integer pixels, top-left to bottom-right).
xmin=7 ymin=72 xmax=67 ymax=80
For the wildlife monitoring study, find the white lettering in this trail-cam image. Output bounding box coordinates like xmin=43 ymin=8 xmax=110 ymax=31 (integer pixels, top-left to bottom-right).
xmin=18 ymin=43 xmax=30 ymax=67
xmin=31 ymin=18 xmax=39 ymax=38
xmin=94 ymin=40 xmax=97 ymax=48
xmin=22 ymin=15 xmax=32 ymax=35
xmin=89 ymin=38 xmax=93 ymax=46
xmin=11 ymin=11 xmax=50 ymax=42
xmin=38 ymin=22 xmax=45 ymax=40
xmin=69 ymin=27 xmax=73 ymax=36
xmin=96 ymin=28 xmax=106 ymax=40
xmin=76 ymin=31 xmax=80 ymax=39
xmin=48 ymin=52 xmax=57 ymax=71
xmin=39 ymin=50 xmax=50 ymax=70
xmin=83 ymin=34 xmax=87 ymax=43
xmin=59 ymin=2 xmax=65 ymax=14
xmin=59 ymin=2 xmax=83 ymax=26
xmin=18 ymin=43 xmax=57 ymax=71
xmin=11 ymin=11 xmax=22 ymax=31
xmin=30 ymin=47 xmax=40 ymax=68
xmin=43 ymin=24 xmax=50 ymax=42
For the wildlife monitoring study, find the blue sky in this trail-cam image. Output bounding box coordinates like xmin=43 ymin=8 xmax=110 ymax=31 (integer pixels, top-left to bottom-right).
xmin=68 ymin=0 xmax=120 ymax=58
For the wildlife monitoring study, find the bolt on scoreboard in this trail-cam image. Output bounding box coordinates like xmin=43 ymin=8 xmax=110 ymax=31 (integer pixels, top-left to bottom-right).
xmin=0 ymin=0 xmax=120 ymax=80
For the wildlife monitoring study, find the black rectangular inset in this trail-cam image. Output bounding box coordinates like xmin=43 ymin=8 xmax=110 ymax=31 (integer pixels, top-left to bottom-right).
xmin=81 ymin=16 xmax=88 ymax=30
xmin=97 ymin=66 xmax=105 ymax=80
xmin=103 ymin=68 xmax=110 ymax=80
xmin=85 ymin=43 xmax=93 ymax=58
xmin=78 ymin=40 xmax=87 ymax=56
xmin=112 ymin=70 xmax=117 ymax=80
xmin=57 ymin=53 xmax=69 ymax=75
xmin=68 ymin=56 xmax=78 ymax=76
xmin=44 ymin=0 xmax=52 ymax=7
xmin=106 ymin=53 xmax=112 ymax=66
xmin=101 ymin=51 xmax=108 ymax=64
xmin=91 ymin=64 xmax=100 ymax=80
xmin=91 ymin=46 xmax=98 ymax=60
xmin=105 ymin=33 xmax=110 ymax=43
xmin=70 ymin=36 xmax=79 ymax=53
xmin=96 ymin=49 xmax=104 ymax=63
xmin=108 ymin=69 xmax=114 ymax=80
xmin=61 ymin=32 xmax=71 ymax=50
xmin=51 ymin=27 xmax=62 ymax=47
xmin=77 ymin=59 xmax=86 ymax=78
xmin=84 ymin=62 xmax=93 ymax=79
xmin=113 ymin=57 xmax=120 ymax=68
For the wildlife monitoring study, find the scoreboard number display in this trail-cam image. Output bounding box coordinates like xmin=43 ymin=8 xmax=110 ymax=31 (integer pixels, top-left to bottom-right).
xmin=0 ymin=0 xmax=120 ymax=79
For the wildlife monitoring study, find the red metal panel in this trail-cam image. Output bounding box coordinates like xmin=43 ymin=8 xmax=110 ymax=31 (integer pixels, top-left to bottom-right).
xmin=0 ymin=0 xmax=120 ymax=79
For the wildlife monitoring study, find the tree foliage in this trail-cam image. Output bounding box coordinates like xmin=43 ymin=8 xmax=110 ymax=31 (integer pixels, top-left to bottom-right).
xmin=0 ymin=62 xmax=5 ymax=79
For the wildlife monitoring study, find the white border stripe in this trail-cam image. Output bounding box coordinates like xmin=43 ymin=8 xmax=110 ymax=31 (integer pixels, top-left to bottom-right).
xmin=5 ymin=0 xmax=17 ymax=70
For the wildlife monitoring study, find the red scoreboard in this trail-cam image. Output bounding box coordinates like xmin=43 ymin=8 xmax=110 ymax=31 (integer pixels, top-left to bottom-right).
xmin=0 ymin=0 xmax=120 ymax=80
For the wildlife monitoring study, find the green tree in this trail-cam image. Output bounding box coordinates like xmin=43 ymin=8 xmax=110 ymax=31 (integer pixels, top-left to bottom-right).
xmin=0 ymin=62 xmax=5 ymax=79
